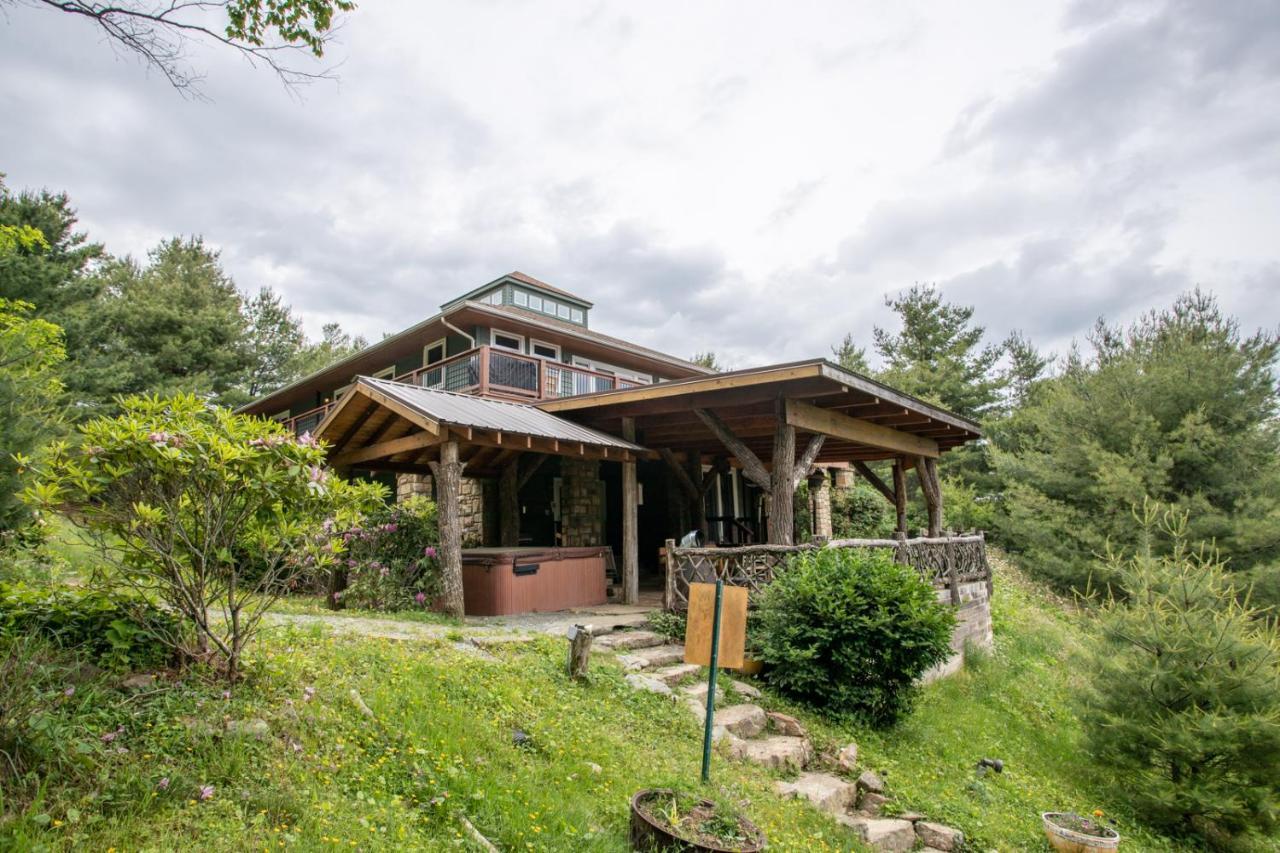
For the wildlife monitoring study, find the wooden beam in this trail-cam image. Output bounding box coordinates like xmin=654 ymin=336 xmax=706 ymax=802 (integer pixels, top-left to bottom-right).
xmin=892 ymin=458 xmax=908 ymax=535
xmin=330 ymin=399 xmax=378 ymax=453
xmin=919 ymin=456 xmax=943 ymax=537
xmin=359 ymin=384 xmax=441 ymax=436
xmin=499 ymin=457 xmax=519 ymax=547
xmin=517 ymin=453 xmax=547 ymax=490
xmin=330 ymin=430 xmax=441 ymax=467
xmin=852 ymin=460 xmax=896 ymax=505
xmin=621 ymin=417 xmax=639 ymax=605
xmin=769 ymin=396 xmax=796 ymax=544
xmin=693 ymin=408 xmax=770 ymax=489
xmin=784 ymin=399 xmax=939 ymax=458
xmin=428 ymin=440 xmax=467 ymax=618
xmin=792 ymin=433 xmax=826 ymax=491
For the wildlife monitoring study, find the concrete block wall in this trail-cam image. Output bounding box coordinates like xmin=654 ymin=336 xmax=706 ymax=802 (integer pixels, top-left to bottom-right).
xmin=921 ymin=579 xmax=994 ymax=683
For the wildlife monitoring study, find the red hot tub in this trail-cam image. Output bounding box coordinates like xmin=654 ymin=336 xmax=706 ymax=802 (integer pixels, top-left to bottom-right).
xmin=460 ymin=546 xmax=610 ymax=616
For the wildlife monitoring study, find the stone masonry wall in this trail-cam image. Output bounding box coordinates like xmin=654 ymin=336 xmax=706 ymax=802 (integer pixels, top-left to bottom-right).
xmin=921 ymin=579 xmax=994 ymax=683
xmin=811 ymin=474 xmax=833 ymax=539
xmin=395 ymin=472 xmax=486 ymax=546
xmin=560 ymin=459 xmax=603 ymax=547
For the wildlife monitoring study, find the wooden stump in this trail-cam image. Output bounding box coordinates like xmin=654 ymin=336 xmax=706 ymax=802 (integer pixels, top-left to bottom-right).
xmin=567 ymin=624 xmax=593 ymax=679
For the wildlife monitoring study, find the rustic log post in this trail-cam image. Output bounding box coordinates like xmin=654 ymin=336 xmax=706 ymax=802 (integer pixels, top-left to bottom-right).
xmin=567 ymin=624 xmax=593 ymax=679
xmin=769 ymin=396 xmax=797 ymax=545
xmin=429 ymin=439 xmax=467 ymax=618
xmin=621 ymin=418 xmax=639 ymax=605
xmin=499 ymin=457 xmax=520 ymax=547
xmin=663 ymin=538 xmax=678 ymax=612
xmin=919 ymin=457 xmax=943 ymax=537
xmin=946 ymin=541 xmax=961 ymax=605
xmin=892 ymin=458 xmax=909 ymax=536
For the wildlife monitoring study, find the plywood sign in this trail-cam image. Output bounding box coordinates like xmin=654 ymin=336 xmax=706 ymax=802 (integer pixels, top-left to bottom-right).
xmin=683 ymin=583 xmax=748 ymax=670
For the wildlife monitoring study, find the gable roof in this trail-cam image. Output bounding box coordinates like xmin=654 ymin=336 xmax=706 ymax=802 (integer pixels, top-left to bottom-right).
xmin=441 ymin=271 xmax=593 ymax=310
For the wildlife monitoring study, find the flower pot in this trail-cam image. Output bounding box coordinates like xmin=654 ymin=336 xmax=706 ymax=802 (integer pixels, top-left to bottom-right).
xmin=1042 ymin=812 xmax=1120 ymax=852
xmin=630 ymin=789 xmax=765 ymax=853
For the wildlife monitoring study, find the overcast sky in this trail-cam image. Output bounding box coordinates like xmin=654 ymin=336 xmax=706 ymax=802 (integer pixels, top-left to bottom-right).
xmin=2 ymin=0 xmax=1277 ymax=368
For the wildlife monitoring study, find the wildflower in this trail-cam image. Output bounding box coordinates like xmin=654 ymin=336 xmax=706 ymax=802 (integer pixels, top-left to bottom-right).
xmin=101 ymin=725 xmax=124 ymax=743
xmin=222 ymin=689 xmax=231 ymax=700
xmin=303 ymin=686 xmax=316 ymax=702
xmin=414 ymin=592 xmax=427 ymax=606
xmin=64 ymin=685 xmax=75 ymax=698
xmin=157 ymin=777 xmax=170 ymax=791
xmin=383 ymin=523 xmax=398 ymax=533
xmin=147 ymin=431 xmax=172 ymax=446
xmin=423 ymin=546 xmax=437 ymax=559
xmin=331 ymin=590 xmax=343 ymax=602
xmin=199 ymin=784 xmax=215 ymax=801
xmin=297 ymin=431 xmax=319 ymax=448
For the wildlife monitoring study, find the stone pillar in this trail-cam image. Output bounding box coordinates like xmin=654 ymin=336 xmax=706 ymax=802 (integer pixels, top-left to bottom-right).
xmin=560 ymin=459 xmax=603 ymax=546
xmin=458 ymin=476 xmax=487 ymax=547
xmin=396 ymin=472 xmax=433 ymax=502
xmin=810 ymin=470 xmax=833 ymax=539
xmin=832 ymin=467 xmax=855 ymax=491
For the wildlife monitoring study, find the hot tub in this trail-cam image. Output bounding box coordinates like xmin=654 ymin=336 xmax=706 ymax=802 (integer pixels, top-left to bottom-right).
xmin=460 ymin=546 xmax=610 ymax=616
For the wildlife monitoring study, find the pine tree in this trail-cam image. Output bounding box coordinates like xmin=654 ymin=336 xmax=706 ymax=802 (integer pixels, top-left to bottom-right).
xmin=240 ymin=286 xmax=308 ymax=400
xmin=830 ymin=333 xmax=870 ymax=374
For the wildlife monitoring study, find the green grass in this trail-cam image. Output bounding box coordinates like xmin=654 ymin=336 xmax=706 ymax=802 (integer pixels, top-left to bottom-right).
xmin=263 ymin=593 xmax=461 ymax=627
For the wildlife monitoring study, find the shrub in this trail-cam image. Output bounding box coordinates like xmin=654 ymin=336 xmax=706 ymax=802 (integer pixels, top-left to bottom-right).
xmin=25 ymin=394 xmax=385 ymax=681
xmin=1081 ymin=507 xmax=1280 ymax=842
xmin=339 ymin=496 xmax=441 ymax=611
xmin=647 ymin=609 xmax=687 ymax=643
xmin=830 ymin=483 xmax=892 ymax=538
xmin=755 ymin=546 xmax=954 ymax=725
xmin=0 ymin=581 xmax=179 ymax=670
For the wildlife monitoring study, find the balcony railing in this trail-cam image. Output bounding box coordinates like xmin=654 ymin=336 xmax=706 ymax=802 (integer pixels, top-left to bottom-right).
xmin=279 ymin=345 xmax=644 ymax=434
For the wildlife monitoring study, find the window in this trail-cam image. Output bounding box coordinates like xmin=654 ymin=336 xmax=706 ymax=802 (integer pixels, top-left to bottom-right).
xmin=491 ymin=330 xmax=524 ymax=352
xmin=557 ymin=304 xmax=571 ymax=319
xmin=571 ymin=356 xmax=649 ymax=384
xmin=529 ymin=294 xmax=543 ymax=311
xmin=372 ymin=366 xmax=395 ymax=379
xmin=424 ymin=338 xmax=446 ymax=365
xmin=570 ymin=308 xmax=584 ymax=324
xmin=513 ymin=290 xmax=528 ymax=307
xmin=543 ymin=298 xmax=558 ymax=316
xmin=490 ymin=290 xmax=505 ymax=305
xmin=530 ymin=339 xmax=560 ymax=360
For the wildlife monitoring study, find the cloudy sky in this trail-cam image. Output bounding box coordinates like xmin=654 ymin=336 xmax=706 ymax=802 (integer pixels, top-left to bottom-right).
xmin=2 ymin=0 xmax=1278 ymax=368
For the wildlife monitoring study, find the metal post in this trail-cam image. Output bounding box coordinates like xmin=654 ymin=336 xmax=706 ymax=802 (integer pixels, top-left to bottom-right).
xmin=700 ymin=579 xmax=724 ymax=783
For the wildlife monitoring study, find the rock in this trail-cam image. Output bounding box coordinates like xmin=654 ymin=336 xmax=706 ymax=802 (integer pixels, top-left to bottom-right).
xmin=225 ymin=718 xmax=271 ymax=739
xmin=915 ymin=821 xmax=964 ymax=851
xmin=468 ymin=634 xmax=536 ymax=650
xmin=616 ymin=654 xmax=647 ymax=671
xmin=715 ymin=704 xmax=767 ymax=738
xmin=856 ymin=769 xmax=885 ymax=795
xmin=766 ymin=711 xmax=807 ymax=738
xmin=586 ymin=762 xmax=602 ymax=775
xmin=685 ymin=698 xmax=708 ymax=721
xmin=896 ymin=811 xmax=925 ymax=823
xmin=728 ymin=679 xmax=762 ymax=699
xmin=651 ymin=663 xmax=702 ymax=687
xmin=773 ymin=772 xmax=856 ymax=815
xmin=857 ymin=791 xmax=888 ymax=816
xmin=835 ymin=816 xmax=916 ymax=852
xmin=625 ymin=674 xmax=674 ymax=697
xmin=726 ymin=735 xmax=812 ymax=772
xmin=680 ymin=681 xmax=723 ymax=704
xmin=120 ymin=673 xmax=157 ymax=691
xmin=594 ymin=630 xmax=664 ymax=651
xmin=836 ymin=742 xmax=859 ymax=773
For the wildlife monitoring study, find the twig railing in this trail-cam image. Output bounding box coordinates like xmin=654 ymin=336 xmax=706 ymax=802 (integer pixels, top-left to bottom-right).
xmin=662 ymin=534 xmax=990 ymax=612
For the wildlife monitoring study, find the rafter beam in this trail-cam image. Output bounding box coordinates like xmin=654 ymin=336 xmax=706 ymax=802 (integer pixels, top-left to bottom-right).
xmin=785 ymin=399 xmax=939 ymax=458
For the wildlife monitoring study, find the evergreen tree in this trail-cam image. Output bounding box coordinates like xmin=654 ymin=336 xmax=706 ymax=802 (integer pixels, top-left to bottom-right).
xmin=690 ymin=351 xmax=722 ymax=371
xmin=0 ymin=178 xmax=103 ymax=318
xmin=995 ymin=290 xmax=1280 ymax=592
xmin=240 ymin=286 xmax=307 ymax=400
xmin=292 ymin=322 xmax=369 ymax=377
xmin=1082 ymin=506 xmax=1280 ymax=842
xmin=830 ymin=333 xmax=870 ymax=374
xmin=1000 ymin=330 xmax=1051 ymax=409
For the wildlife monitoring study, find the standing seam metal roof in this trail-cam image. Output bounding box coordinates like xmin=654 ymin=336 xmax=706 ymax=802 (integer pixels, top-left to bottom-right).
xmin=357 ymin=377 xmax=646 ymax=451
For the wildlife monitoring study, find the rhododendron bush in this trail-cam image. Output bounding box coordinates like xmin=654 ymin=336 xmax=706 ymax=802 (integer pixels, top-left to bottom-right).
xmin=24 ymin=394 xmax=385 ymax=680
xmin=332 ymin=495 xmax=442 ymax=611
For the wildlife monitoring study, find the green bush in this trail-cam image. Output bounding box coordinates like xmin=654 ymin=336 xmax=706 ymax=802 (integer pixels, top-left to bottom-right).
xmin=756 ymin=547 xmax=954 ymax=725
xmin=830 ymin=483 xmax=892 ymax=538
xmin=339 ymin=496 xmax=441 ymax=611
xmin=0 ymin=582 xmax=179 ymax=670
xmin=1082 ymin=508 xmax=1280 ymax=843
xmin=646 ymin=609 xmax=687 ymax=643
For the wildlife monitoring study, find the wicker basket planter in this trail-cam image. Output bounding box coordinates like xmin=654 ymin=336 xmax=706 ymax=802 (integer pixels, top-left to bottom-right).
xmin=630 ymin=789 xmax=765 ymax=852
xmin=1042 ymin=812 xmax=1120 ymax=852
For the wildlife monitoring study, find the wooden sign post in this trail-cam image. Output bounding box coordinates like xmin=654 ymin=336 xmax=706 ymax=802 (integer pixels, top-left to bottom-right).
xmin=684 ymin=581 xmax=748 ymax=782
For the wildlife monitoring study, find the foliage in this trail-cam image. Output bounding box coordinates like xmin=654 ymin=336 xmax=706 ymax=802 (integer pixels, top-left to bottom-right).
xmin=25 ymin=394 xmax=385 ymax=680
xmin=338 ymin=496 xmax=442 ymax=611
xmin=689 ymin=351 xmax=722 ymax=371
xmin=289 ymin=321 xmax=370 ymax=377
xmin=0 ymin=179 xmax=103 ymax=318
xmin=646 ymin=609 xmax=687 ymax=643
xmin=0 ymin=581 xmax=178 ymax=670
xmin=755 ymin=547 xmax=954 ymax=725
xmin=936 ymin=475 xmax=996 ymax=534
xmin=0 ymin=299 xmax=67 ymax=532
xmin=995 ymin=290 xmax=1280 ymax=593
xmin=239 ymin=286 xmax=308 ymax=400
xmin=830 ymin=481 xmax=893 ymax=538
xmin=830 ymin=333 xmax=870 ymax=374
xmin=1080 ymin=507 xmax=1280 ymax=843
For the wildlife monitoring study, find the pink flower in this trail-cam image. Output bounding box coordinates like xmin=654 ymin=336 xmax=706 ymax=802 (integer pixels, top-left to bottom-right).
xmin=157 ymin=776 xmax=170 ymax=791
xmin=101 ymin=725 xmax=124 ymax=743
xmin=414 ymin=592 xmax=427 ymax=606
xmin=383 ymin=523 xmax=398 ymax=533
xmin=64 ymin=685 xmax=75 ymax=698
xmin=147 ymin=431 xmax=172 ymax=447
xmin=423 ymin=546 xmax=437 ymax=559
xmin=198 ymin=784 xmax=214 ymax=801
xmin=307 ymin=465 xmax=326 ymax=484
xmin=297 ymin=431 xmax=319 ymax=448
xmin=303 ymin=686 xmax=315 ymax=702
xmin=221 ymin=689 xmax=231 ymax=700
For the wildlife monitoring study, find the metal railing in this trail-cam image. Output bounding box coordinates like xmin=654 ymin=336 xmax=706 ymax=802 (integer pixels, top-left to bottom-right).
xmin=279 ymin=345 xmax=644 ymax=434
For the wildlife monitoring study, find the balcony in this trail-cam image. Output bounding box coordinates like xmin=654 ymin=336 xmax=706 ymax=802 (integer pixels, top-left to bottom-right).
xmin=279 ymin=345 xmax=644 ymax=435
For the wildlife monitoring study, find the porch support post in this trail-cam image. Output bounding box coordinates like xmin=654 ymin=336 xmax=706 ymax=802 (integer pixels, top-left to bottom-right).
xmin=621 ymin=417 xmax=639 ymax=605
xmin=892 ymin=458 xmax=909 ymax=536
xmin=916 ymin=456 xmax=943 ymax=537
xmin=770 ymin=397 xmax=796 ymax=544
xmin=499 ymin=458 xmax=520 ymax=547
xmin=428 ymin=439 xmax=467 ymax=618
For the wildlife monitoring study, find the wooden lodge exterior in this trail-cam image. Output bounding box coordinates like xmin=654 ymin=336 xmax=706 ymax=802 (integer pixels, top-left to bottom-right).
xmin=239 ymin=272 xmax=983 ymax=616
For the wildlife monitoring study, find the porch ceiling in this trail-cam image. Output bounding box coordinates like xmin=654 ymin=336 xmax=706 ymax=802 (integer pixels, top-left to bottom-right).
xmin=315 ymin=377 xmax=646 ymax=477
xmin=536 ymin=359 xmax=982 ymax=464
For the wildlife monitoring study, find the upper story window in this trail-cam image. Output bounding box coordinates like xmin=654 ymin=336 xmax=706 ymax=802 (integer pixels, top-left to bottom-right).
xmin=492 ymin=330 xmax=524 ymax=352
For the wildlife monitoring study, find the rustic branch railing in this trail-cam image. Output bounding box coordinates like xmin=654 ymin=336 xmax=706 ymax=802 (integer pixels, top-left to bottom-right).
xmin=662 ymin=534 xmax=990 ymax=612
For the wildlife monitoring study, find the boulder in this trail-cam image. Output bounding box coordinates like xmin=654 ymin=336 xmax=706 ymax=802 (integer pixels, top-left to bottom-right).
xmin=715 ymin=704 xmax=767 ymax=738
xmin=651 ymin=663 xmax=702 ymax=687
xmin=858 ymin=791 xmax=888 ymax=816
xmin=120 ymin=673 xmax=157 ymax=691
xmin=681 ymin=681 xmax=724 ymax=704
xmin=765 ymin=711 xmax=807 ymax=738
xmin=726 ymin=735 xmax=812 ymax=772
xmin=630 ymin=644 xmax=687 ymax=668
xmin=856 ymin=769 xmax=885 ymax=795
xmin=625 ymin=674 xmax=674 ymax=697
xmin=915 ymin=821 xmax=964 ymax=851
xmin=225 ymin=718 xmax=271 ymax=739
xmin=728 ymin=679 xmax=762 ymax=699
xmin=773 ymin=772 xmax=856 ymax=815
xmin=836 ymin=742 xmax=859 ymax=773
xmin=836 ymin=816 xmax=916 ymax=852
xmin=594 ymin=630 xmax=663 ymax=651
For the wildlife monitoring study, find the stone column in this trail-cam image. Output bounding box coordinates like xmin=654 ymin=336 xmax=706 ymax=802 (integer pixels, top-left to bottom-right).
xmin=396 ymin=472 xmax=433 ymax=502
xmin=560 ymin=459 xmax=603 ymax=546
xmin=810 ymin=470 xmax=833 ymax=539
xmin=832 ymin=467 xmax=855 ymax=490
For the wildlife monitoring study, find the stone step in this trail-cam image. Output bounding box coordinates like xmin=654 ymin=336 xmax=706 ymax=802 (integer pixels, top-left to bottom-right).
xmin=680 ymin=680 xmax=724 ymax=704
xmin=650 ymin=663 xmax=702 ymax=687
xmin=594 ymin=630 xmax=665 ymax=651
xmin=714 ymin=704 xmax=766 ymax=738
xmin=727 ymin=679 xmax=762 ymax=700
xmin=835 ymin=816 xmax=916 ymax=852
xmin=773 ymin=772 xmax=856 ymax=816
xmin=725 ymin=734 xmax=812 ymax=772
xmin=625 ymin=673 xmax=674 ymax=697
xmin=626 ymin=644 xmax=687 ymax=668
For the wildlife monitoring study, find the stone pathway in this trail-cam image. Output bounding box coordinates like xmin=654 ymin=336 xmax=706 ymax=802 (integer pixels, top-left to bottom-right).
xmin=607 ymin=623 xmax=967 ymax=852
